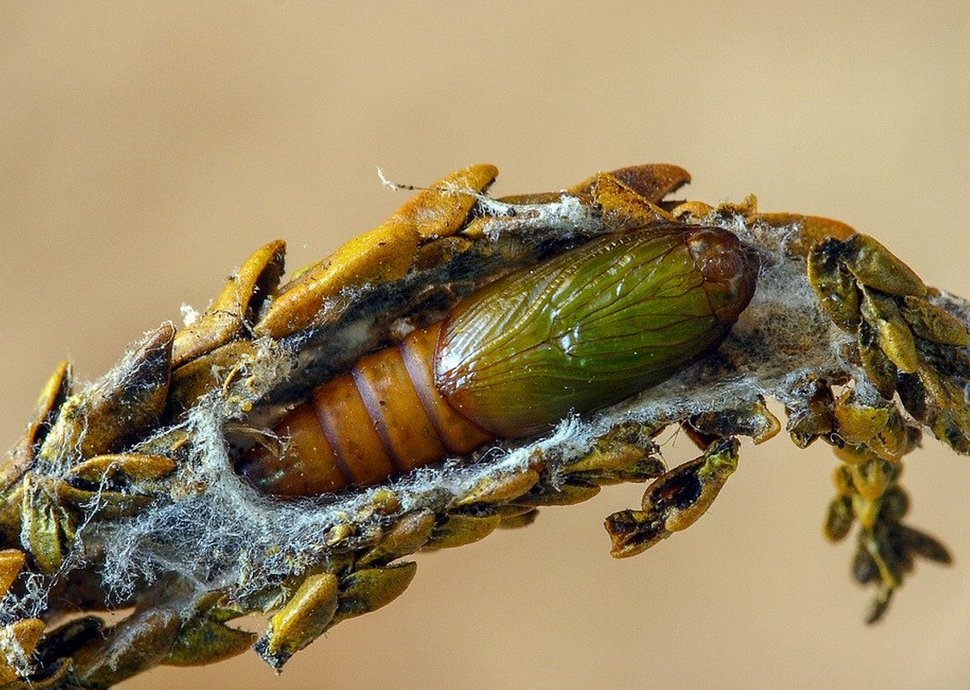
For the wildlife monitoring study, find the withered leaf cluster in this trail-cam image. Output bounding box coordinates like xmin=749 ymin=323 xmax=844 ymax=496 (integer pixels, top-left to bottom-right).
xmin=1 ymin=164 xmax=968 ymax=688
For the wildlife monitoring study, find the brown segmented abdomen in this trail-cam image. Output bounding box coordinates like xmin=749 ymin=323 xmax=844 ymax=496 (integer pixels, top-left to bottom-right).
xmin=236 ymin=322 xmax=490 ymax=496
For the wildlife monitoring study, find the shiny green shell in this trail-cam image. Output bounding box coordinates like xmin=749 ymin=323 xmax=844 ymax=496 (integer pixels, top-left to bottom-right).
xmin=434 ymin=224 xmax=756 ymax=438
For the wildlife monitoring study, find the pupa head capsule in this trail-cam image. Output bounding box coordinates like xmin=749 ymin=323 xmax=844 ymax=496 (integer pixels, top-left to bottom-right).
xmin=685 ymin=227 xmax=758 ymax=322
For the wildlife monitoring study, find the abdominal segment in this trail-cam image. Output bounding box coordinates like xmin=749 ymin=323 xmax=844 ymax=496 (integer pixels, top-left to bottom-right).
xmin=235 ymin=322 xmax=490 ymax=496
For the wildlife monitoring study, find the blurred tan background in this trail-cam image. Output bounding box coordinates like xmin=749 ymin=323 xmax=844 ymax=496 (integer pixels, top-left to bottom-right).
xmin=3 ymin=3 xmax=970 ymax=688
